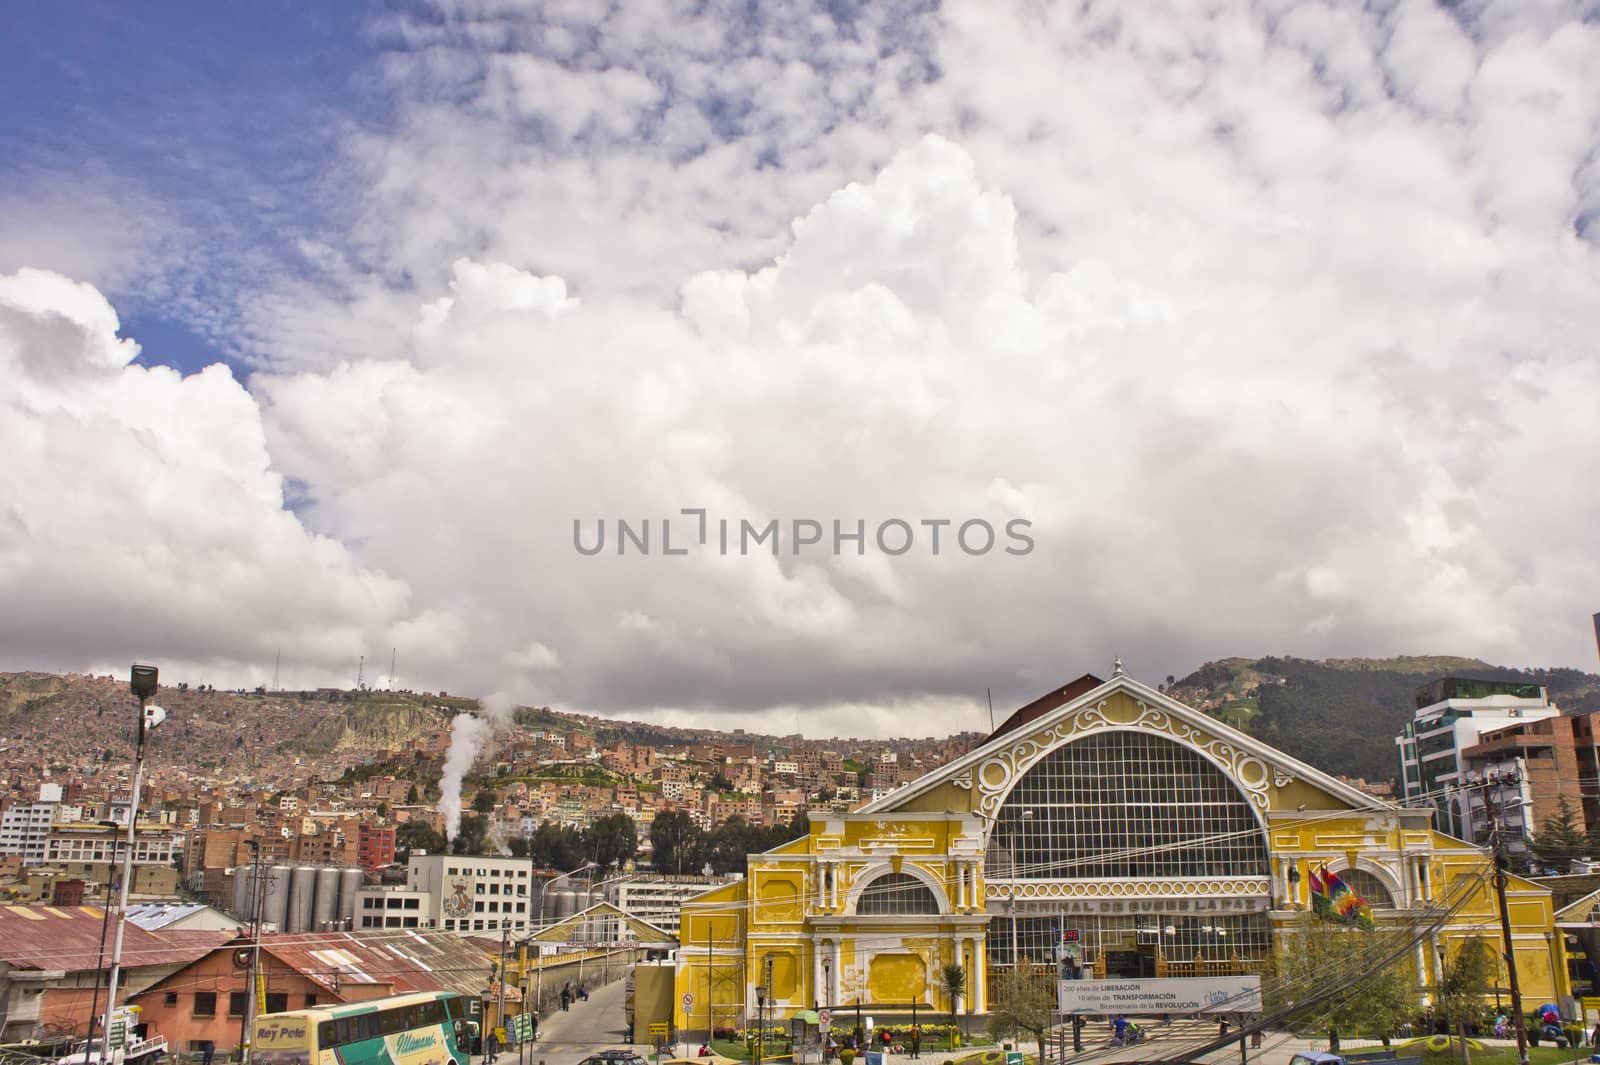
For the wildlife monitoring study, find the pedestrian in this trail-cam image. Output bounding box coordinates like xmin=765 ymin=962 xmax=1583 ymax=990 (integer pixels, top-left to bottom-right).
xmin=529 ymin=1012 xmax=538 ymax=1042
xmin=1591 ymin=1021 xmax=1600 ymax=1048
xmin=910 ymin=1025 xmax=920 ymax=1060
xmin=201 ymin=1040 xmax=215 ymax=1065
xmin=561 ymin=984 xmax=571 ymax=1012
xmin=486 ymin=1029 xmax=500 ymax=1064
xmin=578 ymin=984 xmax=588 ymax=1002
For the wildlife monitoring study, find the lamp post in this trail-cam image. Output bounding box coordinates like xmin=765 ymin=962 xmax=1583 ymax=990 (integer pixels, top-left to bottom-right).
xmin=84 ymin=821 xmax=122 ymax=1065
xmin=102 ymin=664 xmax=159 ymax=1065
xmin=755 ymin=985 xmax=767 ymax=1065
xmin=531 ymin=861 xmax=596 ymax=1011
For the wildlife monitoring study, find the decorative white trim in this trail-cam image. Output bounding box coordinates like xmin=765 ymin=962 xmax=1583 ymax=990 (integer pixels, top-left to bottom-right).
xmin=843 ymin=861 xmax=950 ymax=916
xmin=970 ymin=698 xmax=1276 ymax=823
xmin=859 ymin=673 xmax=1384 ymax=817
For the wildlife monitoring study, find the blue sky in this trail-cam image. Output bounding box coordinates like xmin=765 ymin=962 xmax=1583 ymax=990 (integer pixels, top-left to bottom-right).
xmin=1 ymin=1 xmax=385 ymax=375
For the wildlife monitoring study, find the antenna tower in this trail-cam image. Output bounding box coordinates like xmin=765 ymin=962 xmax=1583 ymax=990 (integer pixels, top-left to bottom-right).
xmin=356 ymin=655 xmax=364 ymax=690
xmin=390 ymin=647 xmax=397 ymax=691
xmin=272 ymin=650 xmax=280 ymax=692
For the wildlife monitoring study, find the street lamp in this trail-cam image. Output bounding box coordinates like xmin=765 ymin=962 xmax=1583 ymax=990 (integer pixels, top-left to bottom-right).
xmin=102 ymin=664 xmax=161 ymax=1065
xmin=754 ymin=985 xmax=767 ymax=1065
xmin=83 ymin=821 xmax=122 ymax=1065
xmin=529 ymin=861 xmax=597 ymax=1012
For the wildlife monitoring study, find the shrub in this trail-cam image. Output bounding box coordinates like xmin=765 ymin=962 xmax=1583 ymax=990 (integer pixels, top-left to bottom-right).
xmin=840 ymin=1050 xmax=855 ymax=1065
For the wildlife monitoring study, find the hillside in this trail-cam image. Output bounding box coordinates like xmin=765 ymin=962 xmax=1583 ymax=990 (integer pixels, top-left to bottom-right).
xmin=1170 ymin=656 xmax=1600 ymax=785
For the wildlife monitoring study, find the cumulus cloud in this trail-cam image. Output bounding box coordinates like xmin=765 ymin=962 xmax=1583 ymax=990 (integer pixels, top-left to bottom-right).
xmin=0 ymin=267 xmax=417 ymax=688
xmin=7 ymin=0 xmax=1600 ymax=736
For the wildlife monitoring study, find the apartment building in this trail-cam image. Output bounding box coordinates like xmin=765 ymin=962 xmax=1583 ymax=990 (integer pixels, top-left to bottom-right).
xmin=1397 ymin=676 xmax=1558 ymax=840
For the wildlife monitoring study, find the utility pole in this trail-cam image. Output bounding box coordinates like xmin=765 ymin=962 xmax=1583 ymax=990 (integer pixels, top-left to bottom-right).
xmin=241 ymin=840 xmax=265 ymax=1065
xmin=497 ymin=924 xmax=511 ymax=1043
xmin=1490 ymin=771 xmax=1530 ymax=1065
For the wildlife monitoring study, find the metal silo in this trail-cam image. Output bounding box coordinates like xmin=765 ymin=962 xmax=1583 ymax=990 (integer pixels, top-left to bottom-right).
xmin=339 ymin=868 xmax=363 ymax=928
xmin=265 ymin=866 xmax=293 ymax=930
xmin=231 ymin=868 xmax=251 ymax=921
xmin=289 ymin=866 xmax=317 ymax=933
xmin=313 ymin=868 xmax=339 ymax=931
xmin=556 ymin=888 xmax=579 ymax=918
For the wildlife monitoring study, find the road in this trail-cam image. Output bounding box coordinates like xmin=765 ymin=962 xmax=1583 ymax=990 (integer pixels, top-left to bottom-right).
xmin=484 ymin=974 xmax=647 ymax=1065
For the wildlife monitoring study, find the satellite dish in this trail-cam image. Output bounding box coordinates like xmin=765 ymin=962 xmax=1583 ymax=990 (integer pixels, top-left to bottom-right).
xmin=232 ymin=948 xmax=252 ymax=969
xmin=144 ymin=705 xmax=168 ymax=730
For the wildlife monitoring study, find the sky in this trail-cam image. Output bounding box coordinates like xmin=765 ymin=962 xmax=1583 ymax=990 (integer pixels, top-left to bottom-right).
xmin=3 ymin=0 xmax=1599 ymax=739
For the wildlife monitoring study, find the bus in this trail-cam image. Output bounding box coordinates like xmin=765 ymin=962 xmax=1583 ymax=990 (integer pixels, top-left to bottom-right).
xmin=252 ymin=991 xmax=479 ymax=1065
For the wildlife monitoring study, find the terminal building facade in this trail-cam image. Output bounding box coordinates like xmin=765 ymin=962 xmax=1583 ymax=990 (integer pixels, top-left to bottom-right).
xmin=675 ymin=669 xmax=1569 ymax=1035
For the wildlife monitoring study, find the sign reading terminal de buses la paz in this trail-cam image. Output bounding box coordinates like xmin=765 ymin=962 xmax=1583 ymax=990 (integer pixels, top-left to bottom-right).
xmin=1058 ymin=976 xmax=1262 ymax=1015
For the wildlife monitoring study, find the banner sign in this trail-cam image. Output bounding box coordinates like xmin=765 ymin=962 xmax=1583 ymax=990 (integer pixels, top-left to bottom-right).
xmin=1058 ymin=976 xmax=1262 ymax=1015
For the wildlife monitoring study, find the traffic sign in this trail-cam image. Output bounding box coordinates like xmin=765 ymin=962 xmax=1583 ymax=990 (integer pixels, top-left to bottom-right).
xmin=818 ymin=1009 xmax=832 ymax=1030
xmin=682 ymin=992 xmax=695 ymax=1011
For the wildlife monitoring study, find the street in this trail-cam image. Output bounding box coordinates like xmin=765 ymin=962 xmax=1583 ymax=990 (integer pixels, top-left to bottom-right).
xmin=484 ymin=975 xmax=646 ymax=1065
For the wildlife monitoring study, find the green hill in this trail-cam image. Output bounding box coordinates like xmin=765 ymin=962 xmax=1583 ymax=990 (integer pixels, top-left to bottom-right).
xmin=1170 ymin=657 xmax=1600 ymax=785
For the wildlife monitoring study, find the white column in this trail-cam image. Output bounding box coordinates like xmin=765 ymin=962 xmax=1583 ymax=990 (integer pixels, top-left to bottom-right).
xmin=972 ymin=937 xmax=986 ymax=1012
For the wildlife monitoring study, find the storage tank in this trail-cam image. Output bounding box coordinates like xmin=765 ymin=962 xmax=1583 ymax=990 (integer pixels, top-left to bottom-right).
xmin=555 ymin=888 xmax=580 ymax=918
xmin=265 ymin=866 xmax=293 ymax=930
xmin=339 ymin=868 xmax=363 ymax=928
xmin=313 ymin=868 xmax=339 ymax=931
xmin=231 ymin=868 xmax=251 ymax=921
xmin=289 ymin=866 xmax=317 ymax=933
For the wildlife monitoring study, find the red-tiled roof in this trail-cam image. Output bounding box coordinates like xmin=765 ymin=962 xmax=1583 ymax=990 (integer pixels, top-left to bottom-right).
xmin=259 ymin=930 xmax=497 ymax=998
xmin=0 ymin=905 xmax=234 ymax=971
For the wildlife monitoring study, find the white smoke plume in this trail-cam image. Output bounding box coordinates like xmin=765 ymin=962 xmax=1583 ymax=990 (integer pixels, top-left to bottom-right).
xmin=437 ymin=692 xmax=517 ymax=840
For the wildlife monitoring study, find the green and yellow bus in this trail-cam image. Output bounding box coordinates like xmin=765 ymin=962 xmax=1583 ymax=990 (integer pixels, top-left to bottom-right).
xmin=252 ymin=991 xmax=479 ymax=1065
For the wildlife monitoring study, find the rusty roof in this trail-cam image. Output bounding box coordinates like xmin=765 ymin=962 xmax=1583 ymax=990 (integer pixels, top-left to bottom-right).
xmin=0 ymin=904 xmax=233 ymax=971
xmin=259 ymin=929 xmax=498 ymax=998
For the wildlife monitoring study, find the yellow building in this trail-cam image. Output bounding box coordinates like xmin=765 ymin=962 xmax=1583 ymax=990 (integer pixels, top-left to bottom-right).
xmin=675 ymin=668 xmax=1568 ymax=1035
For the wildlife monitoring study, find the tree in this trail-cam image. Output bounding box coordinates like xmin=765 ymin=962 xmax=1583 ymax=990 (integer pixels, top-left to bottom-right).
xmin=586 ymin=813 xmax=639 ymax=873
xmin=988 ymin=961 xmax=1055 ymax=1060
xmin=651 ymin=810 xmax=700 ymax=875
xmin=1530 ymin=796 xmax=1588 ymax=873
xmin=472 ymin=790 xmax=496 ymax=815
xmin=1437 ymin=937 xmax=1497 ymax=1060
xmin=451 ymin=813 xmax=489 ymax=854
xmin=1264 ymin=914 xmax=1417 ymax=1044
xmin=406 ymin=783 xmax=420 ymax=804
xmin=395 ymin=820 xmax=447 ymax=862
xmin=937 ymin=963 xmax=967 ymax=1036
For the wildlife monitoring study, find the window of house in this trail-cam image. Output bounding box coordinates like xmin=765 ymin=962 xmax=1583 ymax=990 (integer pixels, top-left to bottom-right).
xmin=164 ymin=992 xmax=178 ymax=1006
xmin=229 ymin=991 xmax=248 ymax=1017
xmin=193 ymin=992 xmax=217 ymax=1017
xmin=304 ymin=995 xmax=318 ymax=1008
xmin=265 ymin=993 xmax=288 ymax=1013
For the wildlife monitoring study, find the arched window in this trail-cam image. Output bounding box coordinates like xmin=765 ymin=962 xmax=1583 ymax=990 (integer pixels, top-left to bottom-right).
xmin=1333 ymin=867 xmax=1396 ymax=909
xmin=857 ymin=872 xmax=940 ymax=915
xmin=983 ymin=731 xmax=1270 ymax=880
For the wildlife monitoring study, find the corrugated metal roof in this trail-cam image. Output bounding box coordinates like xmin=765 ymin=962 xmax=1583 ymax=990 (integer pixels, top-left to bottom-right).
xmin=0 ymin=905 xmax=232 ymax=971
xmin=261 ymin=930 xmax=498 ymax=998
xmin=125 ymin=902 xmax=210 ymax=930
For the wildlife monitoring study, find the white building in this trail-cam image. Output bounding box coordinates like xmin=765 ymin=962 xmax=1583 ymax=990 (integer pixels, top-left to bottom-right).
xmin=407 ymin=853 xmax=533 ymax=935
xmin=606 ymin=875 xmax=740 ymax=937
xmin=0 ymin=784 xmax=70 ymax=863
xmin=352 ymin=885 xmax=434 ymax=930
xmin=1396 ymin=676 xmax=1557 ymax=840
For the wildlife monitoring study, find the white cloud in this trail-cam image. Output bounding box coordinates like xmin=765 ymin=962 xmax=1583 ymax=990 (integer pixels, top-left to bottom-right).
xmin=7 ymin=0 xmax=1600 ymax=735
xmin=0 ymin=268 xmax=419 ymax=689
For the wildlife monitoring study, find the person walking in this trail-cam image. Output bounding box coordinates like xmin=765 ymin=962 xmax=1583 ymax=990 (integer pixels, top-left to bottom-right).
xmin=200 ymin=1040 xmax=215 ymax=1065
xmin=529 ymin=1012 xmax=538 ymax=1042
xmin=910 ymin=1025 xmax=920 ymax=1060
xmin=485 ymin=1029 xmax=500 ymax=1065
xmin=560 ymin=984 xmax=571 ymax=1012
